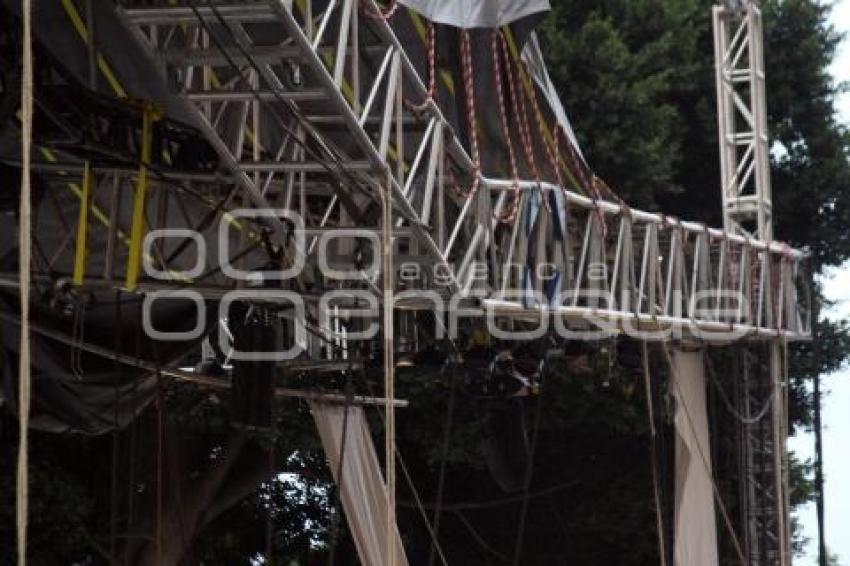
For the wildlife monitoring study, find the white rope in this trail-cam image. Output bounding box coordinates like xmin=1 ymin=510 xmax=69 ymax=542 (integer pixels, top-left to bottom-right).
xmin=383 ymin=171 xmax=397 ymax=566
xmin=17 ymin=0 xmax=34 ymax=563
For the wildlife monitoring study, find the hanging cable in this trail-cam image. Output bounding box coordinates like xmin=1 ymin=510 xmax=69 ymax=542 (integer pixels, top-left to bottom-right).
xmin=426 ymin=360 xmax=457 ymax=566
xmin=265 ymin=376 xmax=279 ymax=566
xmin=16 ymin=0 xmax=34 ymax=562
xmin=705 ymin=350 xmax=772 ymax=425
xmin=123 ymin=300 xmax=143 ymax=566
xmin=642 ymin=341 xmax=668 ymax=566
xmin=361 ymin=375 xmax=450 ymax=566
xmin=153 ymin=340 xmax=165 ymax=566
xmin=513 ymin=57 xmax=562 ymax=196
xmin=109 ymin=290 xmax=122 ymax=563
xmin=453 ymin=510 xmax=509 ymax=563
xmin=400 ymin=476 xmax=581 ymax=512
xmin=511 ymin=356 xmax=548 ymax=565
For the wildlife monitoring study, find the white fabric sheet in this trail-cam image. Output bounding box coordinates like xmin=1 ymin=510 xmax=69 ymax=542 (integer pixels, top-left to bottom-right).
xmin=670 ymin=350 xmax=719 ymax=566
xmin=521 ymin=32 xmax=586 ymax=161
xmin=398 ymin=0 xmax=550 ymax=28
xmin=311 ymin=403 xmax=408 ymax=566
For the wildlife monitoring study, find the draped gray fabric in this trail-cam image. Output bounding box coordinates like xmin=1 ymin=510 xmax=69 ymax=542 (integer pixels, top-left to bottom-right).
xmin=521 ymin=32 xmax=586 ymax=162
xmin=311 ymin=403 xmax=409 ymax=566
xmin=398 ymin=0 xmax=549 ymax=28
xmin=670 ymin=350 xmax=719 ymax=566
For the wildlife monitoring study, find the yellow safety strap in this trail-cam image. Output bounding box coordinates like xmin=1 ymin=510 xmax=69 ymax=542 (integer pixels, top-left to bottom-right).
xmin=125 ymin=105 xmax=158 ymax=290
xmin=72 ymin=162 xmax=94 ymax=285
xmin=59 ymin=0 xmax=127 ymax=98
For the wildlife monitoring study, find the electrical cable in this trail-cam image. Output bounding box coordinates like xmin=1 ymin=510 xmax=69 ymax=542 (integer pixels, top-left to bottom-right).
xmin=153 ymin=341 xmax=165 ymax=566
xmin=123 ymin=300 xmax=143 ymax=566
xmin=510 ymin=354 xmax=548 ymax=565
xmin=705 ymin=350 xmax=772 ymax=425
xmin=453 ymin=509 xmax=509 ymax=563
xmin=109 ymin=289 xmax=122 ymax=563
xmin=642 ymin=341 xmax=668 ymax=566
xmin=399 ymin=477 xmax=581 ymax=512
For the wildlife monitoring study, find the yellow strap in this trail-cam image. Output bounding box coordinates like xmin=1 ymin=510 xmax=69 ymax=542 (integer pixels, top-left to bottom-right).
xmin=59 ymin=0 xmax=126 ymax=98
xmin=125 ymin=107 xmax=155 ymax=290
xmin=72 ymin=162 xmax=94 ymax=285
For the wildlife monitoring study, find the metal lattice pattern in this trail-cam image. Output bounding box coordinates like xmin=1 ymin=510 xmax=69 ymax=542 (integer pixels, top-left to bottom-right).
xmin=79 ymin=0 xmax=814 ymax=344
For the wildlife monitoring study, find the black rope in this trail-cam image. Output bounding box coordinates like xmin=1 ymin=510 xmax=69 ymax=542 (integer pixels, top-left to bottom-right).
xmin=123 ymin=299 xmax=143 ymax=565
xmin=510 ymin=355 xmax=548 ymax=565
xmin=426 ymin=360 xmax=457 ymax=566
xmin=642 ymin=341 xmax=667 ymax=566
xmin=812 ymin=300 xmax=827 ymax=566
xmin=705 ymin=349 xmax=771 ymax=425
xmin=398 ymin=477 xmax=581 ymax=512
xmin=109 ymin=289 xmax=121 ymax=563
xmin=453 ymin=510 xmax=509 ymax=563
xmin=362 ymin=376 xmax=450 ymax=566
xmin=151 ymin=338 xmax=165 ymax=565
xmin=265 ymin=376 xmax=279 ymax=566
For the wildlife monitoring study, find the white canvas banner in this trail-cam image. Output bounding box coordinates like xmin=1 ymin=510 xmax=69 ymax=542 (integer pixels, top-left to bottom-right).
xmin=670 ymin=350 xmax=719 ymax=566
xmin=311 ymin=403 xmax=408 ymax=566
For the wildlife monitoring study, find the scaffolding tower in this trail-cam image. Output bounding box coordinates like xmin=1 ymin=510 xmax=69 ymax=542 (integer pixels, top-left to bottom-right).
xmin=713 ymin=2 xmax=790 ymax=564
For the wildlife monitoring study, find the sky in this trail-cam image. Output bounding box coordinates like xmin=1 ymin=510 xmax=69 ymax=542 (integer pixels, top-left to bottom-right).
xmin=788 ymin=1 xmax=850 ymax=563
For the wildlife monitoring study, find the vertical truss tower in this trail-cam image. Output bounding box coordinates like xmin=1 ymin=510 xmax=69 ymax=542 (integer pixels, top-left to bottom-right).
xmin=713 ymin=2 xmax=789 ymax=565
xmin=714 ymin=0 xmax=773 ymax=240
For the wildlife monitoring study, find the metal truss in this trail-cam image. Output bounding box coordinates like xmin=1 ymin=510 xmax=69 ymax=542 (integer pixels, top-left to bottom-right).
xmin=53 ymin=0 xmax=810 ymax=346
xmin=714 ymin=1 xmax=772 ymax=240
xmin=714 ymin=3 xmax=790 ymax=564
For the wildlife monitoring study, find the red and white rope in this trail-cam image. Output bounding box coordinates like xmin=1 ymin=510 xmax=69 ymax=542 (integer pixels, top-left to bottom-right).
xmin=406 ymin=22 xmax=437 ymax=113
xmin=364 ymin=0 xmax=401 ymax=20
xmin=514 ymin=50 xmax=562 ymax=196
xmin=491 ymin=31 xmax=521 ymax=223
xmin=498 ymin=33 xmax=539 ymax=184
xmin=451 ymin=29 xmax=481 ymax=199
xmin=553 ymin=122 xmax=594 ymax=196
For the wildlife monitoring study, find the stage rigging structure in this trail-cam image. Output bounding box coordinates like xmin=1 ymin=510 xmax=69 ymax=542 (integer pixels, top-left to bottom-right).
xmin=0 ymin=0 xmax=812 ymax=564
